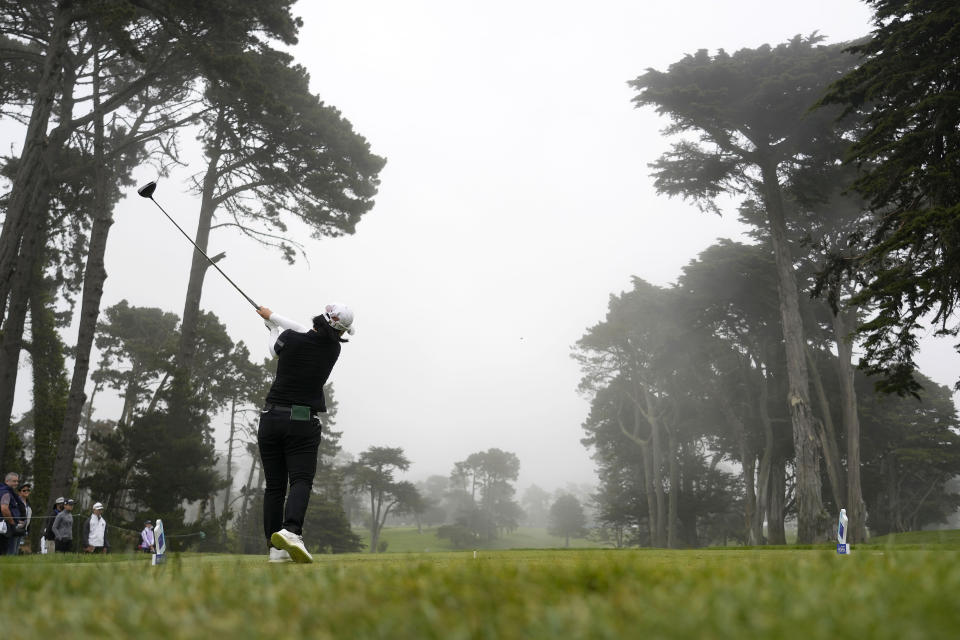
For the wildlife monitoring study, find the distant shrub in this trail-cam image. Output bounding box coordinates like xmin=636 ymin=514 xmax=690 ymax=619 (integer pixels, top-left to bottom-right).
xmin=436 ymin=524 xmax=476 ymax=549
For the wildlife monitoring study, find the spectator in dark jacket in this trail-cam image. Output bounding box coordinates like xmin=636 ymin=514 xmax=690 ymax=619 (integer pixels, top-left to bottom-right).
xmin=0 ymin=472 xmax=26 ymax=556
xmin=81 ymin=502 xmax=109 ymax=553
xmin=52 ymin=499 xmax=75 ymax=553
xmin=16 ymin=482 xmax=32 ymax=554
xmin=42 ymin=497 xmax=65 ymax=554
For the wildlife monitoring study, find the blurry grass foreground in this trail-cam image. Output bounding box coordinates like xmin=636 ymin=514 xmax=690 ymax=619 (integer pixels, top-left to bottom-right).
xmin=1 ymin=548 xmax=959 ymax=639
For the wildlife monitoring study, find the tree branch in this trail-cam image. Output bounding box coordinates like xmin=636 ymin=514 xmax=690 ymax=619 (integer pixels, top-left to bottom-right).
xmin=213 ymin=179 xmax=274 ymax=206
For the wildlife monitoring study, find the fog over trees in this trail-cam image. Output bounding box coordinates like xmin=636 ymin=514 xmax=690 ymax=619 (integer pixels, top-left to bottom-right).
xmin=1 ymin=0 xmax=958 ymax=552
xmin=576 ymin=2 xmax=960 ymax=546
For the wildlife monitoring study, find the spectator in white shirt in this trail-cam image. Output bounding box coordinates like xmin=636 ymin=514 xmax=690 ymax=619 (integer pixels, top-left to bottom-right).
xmin=81 ymin=502 xmax=109 ymax=553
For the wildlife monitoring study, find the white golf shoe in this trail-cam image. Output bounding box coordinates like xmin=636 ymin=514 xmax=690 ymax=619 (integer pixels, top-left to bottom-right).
xmin=270 ymin=528 xmax=313 ymax=564
xmin=268 ymin=547 xmax=292 ymax=563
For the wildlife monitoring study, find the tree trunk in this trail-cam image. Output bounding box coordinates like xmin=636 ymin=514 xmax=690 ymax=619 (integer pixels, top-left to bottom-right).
xmin=144 ymin=371 xmax=170 ymax=415
xmin=119 ymin=364 xmax=141 ymax=424
xmin=207 ymin=492 xmax=218 ymax=523
xmin=250 ymin=454 xmax=266 ymax=548
xmin=105 ymin=458 xmax=139 ymax=514
xmin=666 ymin=425 xmax=679 ymax=548
xmin=806 ymin=347 xmax=846 ymax=509
xmin=641 ymin=445 xmax=657 ymax=547
xmin=886 ymin=454 xmax=903 ymax=533
xmin=759 ymin=158 xmax=826 ymax=543
xmin=720 ymin=393 xmax=758 ymax=544
xmin=26 ymin=257 xmax=70 ymax=550
xmin=645 ymin=391 xmax=666 ymax=547
xmin=0 ymin=0 xmax=74 ymax=309
xmin=74 ymin=385 xmax=100 ymax=494
xmin=221 ymin=396 xmax=237 ymax=543
xmin=678 ymin=439 xmax=699 ymax=546
xmin=48 ymin=47 xmax=115 ymax=514
xmin=369 ymin=490 xmax=379 ymax=553
xmin=766 ymin=454 xmax=787 ymax=544
xmin=237 ymin=448 xmax=259 ymax=547
xmin=177 ymin=108 xmax=225 ymax=369
xmin=0 ymin=214 xmax=44 ymax=467
xmin=832 ymin=306 xmax=868 ymax=543
xmin=622 ymin=399 xmax=659 ymax=547
xmin=743 ymin=450 xmax=759 ymax=545
xmin=0 ymin=47 xmax=76 ymax=458
xmin=755 ymin=366 xmax=773 ymax=544
xmin=376 ymin=502 xmax=396 ymax=552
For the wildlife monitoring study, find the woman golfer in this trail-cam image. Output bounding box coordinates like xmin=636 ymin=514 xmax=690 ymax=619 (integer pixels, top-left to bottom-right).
xmin=255 ymin=303 xmax=354 ymax=563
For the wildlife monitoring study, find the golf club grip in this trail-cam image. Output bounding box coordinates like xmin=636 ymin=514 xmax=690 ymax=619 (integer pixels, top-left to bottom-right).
xmin=149 ymin=198 xmax=258 ymax=310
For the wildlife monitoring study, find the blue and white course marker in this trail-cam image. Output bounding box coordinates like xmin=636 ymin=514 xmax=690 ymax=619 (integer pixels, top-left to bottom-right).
xmin=152 ymin=518 xmax=167 ymax=565
xmin=837 ymin=508 xmax=851 ymax=555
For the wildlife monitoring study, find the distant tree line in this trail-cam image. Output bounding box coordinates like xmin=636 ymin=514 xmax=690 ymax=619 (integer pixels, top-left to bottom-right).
xmin=577 ymin=1 xmax=960 ymax=546
xmin=576 ymin=257 xmax=960 ymax=548
xmin=5 ymin=283 xmax=539 ymax=554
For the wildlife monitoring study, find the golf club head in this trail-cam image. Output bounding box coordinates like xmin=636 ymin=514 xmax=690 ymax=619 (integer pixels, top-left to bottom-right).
xmin=137 ymin=181 xmax=157 ymax=199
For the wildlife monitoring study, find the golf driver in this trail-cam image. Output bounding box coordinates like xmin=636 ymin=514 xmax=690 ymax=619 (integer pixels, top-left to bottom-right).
xmin=137 ymin=181 xmax=259 ymax=310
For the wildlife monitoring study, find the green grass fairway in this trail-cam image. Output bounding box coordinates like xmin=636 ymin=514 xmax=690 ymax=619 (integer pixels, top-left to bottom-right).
xmin=365 ymin=526 xmax=596 ymax=552
xmin=867 ymin=528 xmax=960 ymax=548
xmin=3 ymin=544 xmax=960 ymax=639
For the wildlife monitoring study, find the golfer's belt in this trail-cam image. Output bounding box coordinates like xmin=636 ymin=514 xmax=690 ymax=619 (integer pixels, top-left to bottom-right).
xmin=263 ymin=403 xmax=315 ymax=421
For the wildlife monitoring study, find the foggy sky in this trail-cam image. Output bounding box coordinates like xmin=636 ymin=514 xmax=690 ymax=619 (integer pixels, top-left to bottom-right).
xmin=8 ymin=0 xmax=958 ymax=494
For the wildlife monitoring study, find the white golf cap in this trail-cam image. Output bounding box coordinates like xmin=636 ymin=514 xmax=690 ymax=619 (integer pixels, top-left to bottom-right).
xmin=325 ymin=303 xmax=355 ymax=335
xmin=92 ymin=502 xmax=104 ymax=510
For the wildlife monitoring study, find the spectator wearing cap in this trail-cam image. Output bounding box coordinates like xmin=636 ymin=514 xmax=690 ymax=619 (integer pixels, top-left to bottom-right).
xmin=139 ymin=520 xmax=155 ymax=553
xmin=52 ymin=499 xmax=76 ymax=553
xmin=16 ymin=482 xmax=32 ymax=554
xmin=0 ymin=472 xmax=27 ymax=556
xmin=41 ymin=497 xmax=65 ymax=554
xmin=82 ymin=502 xmax=109 ymax=553
xmin=254 ymin=302 xmax=354 ymax=564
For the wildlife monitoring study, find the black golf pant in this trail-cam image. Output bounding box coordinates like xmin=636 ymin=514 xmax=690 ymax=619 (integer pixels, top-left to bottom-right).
xmin=258 ymin=408 xmax=322 ymax=542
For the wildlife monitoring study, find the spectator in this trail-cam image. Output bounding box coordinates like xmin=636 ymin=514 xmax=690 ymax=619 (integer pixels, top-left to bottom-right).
xmin=17 ymin=482 xmax=32 ymax=554
xmin=41 ymin=497 xmax=65 ymax=555
xmin=0 ymin=472 xmax=26 ymax=556
xmin=52 ymin=498 xmax=75 ymax=553
xmin=82 ymin=502 xmax=109 ymax=553
xmin=139 ymin=520 xmax=155 ymax=553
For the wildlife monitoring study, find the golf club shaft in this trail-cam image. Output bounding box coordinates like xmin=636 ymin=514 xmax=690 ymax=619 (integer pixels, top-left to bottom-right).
xmin=147 ymin=197 xmax=259 ymax=310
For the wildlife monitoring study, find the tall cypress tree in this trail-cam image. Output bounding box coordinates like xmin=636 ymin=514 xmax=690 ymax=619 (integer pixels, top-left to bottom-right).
xmin=630 ymin=36 xmax=859 ymax=542
xmin=819 ymin=0 xmax=960 ymax=396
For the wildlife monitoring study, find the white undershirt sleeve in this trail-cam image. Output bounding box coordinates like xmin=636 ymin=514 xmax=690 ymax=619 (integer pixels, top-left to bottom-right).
xmin=263 ymin=312 xmax=310 ymax=358
xmin=270 ymin=313 xmax=309 ymax=333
